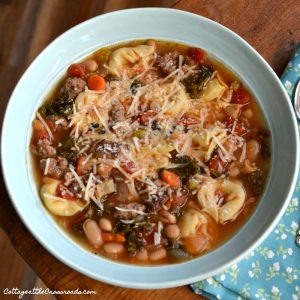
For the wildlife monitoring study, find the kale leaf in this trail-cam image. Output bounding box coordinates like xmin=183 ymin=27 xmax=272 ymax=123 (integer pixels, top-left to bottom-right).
xmin=41 ymin=90 xmax=74 ymax=117
xmin=182 ymin=65 xmax=214 ymax=98
xmin=116 ymin=220 xmax=152 ymax=256
xmin=57 ymin=136 xmax=77 ymax=164
xmin=169 ymin=155 xmax=201 ymax=183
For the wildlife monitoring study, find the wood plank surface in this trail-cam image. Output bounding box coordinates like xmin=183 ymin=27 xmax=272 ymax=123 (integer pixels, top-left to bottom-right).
xmin=0 ymin=0 xmax=299 ymax=299
xmin=175 ymin=0 xmax=300 ymax=75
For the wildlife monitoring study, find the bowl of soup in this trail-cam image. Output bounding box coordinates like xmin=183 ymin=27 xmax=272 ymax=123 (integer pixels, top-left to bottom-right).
xmin=1 ymin=8 xmax=299 ymax=288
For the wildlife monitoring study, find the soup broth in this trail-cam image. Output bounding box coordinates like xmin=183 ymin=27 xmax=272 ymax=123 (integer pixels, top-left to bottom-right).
xmin=31 ymin=40 xmax=270 ymax=264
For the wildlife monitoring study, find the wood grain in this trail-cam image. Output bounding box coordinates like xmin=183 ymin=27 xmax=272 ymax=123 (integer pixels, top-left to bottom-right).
xmin=0 ymin=0 xmax=299 ymax=299
xmin=175 ymin=0 xmax=300 ymax=75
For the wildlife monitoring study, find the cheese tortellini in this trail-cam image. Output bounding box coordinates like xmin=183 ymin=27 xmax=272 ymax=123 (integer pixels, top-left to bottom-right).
xmin=200 ymin=78 xmax=226 ymax=101
xmin=40 ymin=178 xmax=87 ymax=216
xmin=197 ymin=179 xmax=246 ymax=224
xmin=179 ymin=208 xmax=208 ymax=238
xmin=108 ymin=44 xmax=155 ymax=76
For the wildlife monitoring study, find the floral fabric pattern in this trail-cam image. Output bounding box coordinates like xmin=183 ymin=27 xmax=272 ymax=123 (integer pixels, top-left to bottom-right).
xmin=191 ymin=43 xmax=300 ymax=300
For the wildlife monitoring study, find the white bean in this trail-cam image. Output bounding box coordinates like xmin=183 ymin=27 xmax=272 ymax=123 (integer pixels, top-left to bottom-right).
xmin=103 ymin=242 xmax=125 ymax=254
xmin=246 ymin=139 xmax=260 ymax=162
xmin=136 ymin=248 xmax=149 ymax=261
xmin=83 ymin=59 xmax=98 ymax=72
xmin=242 ymin=108 xmax=253 ymax=119
xmin=83 ymin=219 xmax=103 ymax=248
xmin=159 ymin=210 xmax=176 ymax=224
xmin=164 ymin=224 xmax=180 ymax=239
xmin=99 ymin=218 xmax=112 ymax=232
xmin=149 ymin=248 xmax=167 ymax=261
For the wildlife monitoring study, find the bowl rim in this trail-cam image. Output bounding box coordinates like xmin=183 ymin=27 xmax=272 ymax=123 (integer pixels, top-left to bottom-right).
xmin=1 ymin=7 xmax=299 ymax=289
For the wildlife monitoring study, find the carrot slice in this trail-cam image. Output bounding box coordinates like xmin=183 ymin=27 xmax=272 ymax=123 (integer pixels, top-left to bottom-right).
xmin=76 ymin=156 xmax=85 ymax=175
xmin=114 ymin=233 xmax=126 ymax=243
xmin=102 ymin=233 xmax=126 ymax=243
xmin=161 ymin=170 xmax=181 ymax=189
xmin=87 ymin=75 xmax=106 ymax=91
xmin=102 ymin=232 xmax=115 ymax=242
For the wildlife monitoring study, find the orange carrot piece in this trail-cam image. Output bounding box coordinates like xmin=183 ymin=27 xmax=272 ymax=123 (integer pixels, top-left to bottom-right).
xmin=76 ymin=156 xmax=85 ymax=175
xmin=161 ymin=170 xmax=181 ymax=189
xmin=114 ymin=234 xmax=126 ymax=243
xmin=102 ymin=232 xmax=114 ymax=242
xmin=102 ymin=233 xmax=126 ymax=243
xmin=87 ymin=74 xmax=106 ymax=91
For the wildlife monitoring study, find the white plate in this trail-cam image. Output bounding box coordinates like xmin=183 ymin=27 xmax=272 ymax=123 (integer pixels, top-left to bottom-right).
xmin=1 ymin=8 xmax=299 ymax=289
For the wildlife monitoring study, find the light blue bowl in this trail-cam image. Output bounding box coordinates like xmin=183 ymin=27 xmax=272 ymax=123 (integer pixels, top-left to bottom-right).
xmin=1 ymin=8 xmax=299 ymax=288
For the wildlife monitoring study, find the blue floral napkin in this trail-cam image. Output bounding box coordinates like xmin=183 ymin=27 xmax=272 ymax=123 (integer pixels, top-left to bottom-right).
xmin=191 ymin=43 xmax=300 ymax=300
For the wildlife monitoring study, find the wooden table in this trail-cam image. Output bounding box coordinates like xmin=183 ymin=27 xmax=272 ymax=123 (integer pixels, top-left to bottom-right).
xmin=0 ymin=0 xmax=299 ymax=299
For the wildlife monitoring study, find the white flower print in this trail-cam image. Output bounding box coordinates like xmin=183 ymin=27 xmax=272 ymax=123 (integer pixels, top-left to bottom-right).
xmin=291 ymin=221 xmax=299 ymax=231
xmin=231 ymin=264 xmax=238 ymax=270
xmin=296 ymin=286 xmax=299 ymax=292
xmin=283 ymin=255 xmax=287 ymax=260
xmin=273 ymin=262 xmax=280 ymax=271
xmin=248 ymin=271 xmax=254 ymax=278
xmin=275 ymin=229 xmax=279 ymax=234
xmin=206 ymin=277 xmax=213 ymax=284
xmin=255 ymin=294 xmax=259 ymax=298
xmin=293 ymin=295 xmax=298 ymax=300
xmin=288 ymin=248 xmax=293 ymax=255
xmin=292 ymin=198 xmax=299 ymax=206
xmin=220 ymin=274 xmax=226 ymax=281
xmin=272 ymin=286 xmax=279 ymax=295
xmin=286 ymin=267 xmax=293 ymax=273
xmin=267 ymin=250 xmax=275 ymax=258
xmin=281 ymin=233 xmax=287 ymax=240
xmin=251 ymin=262 xmax=255 ymax=268
xmin=294 ymin=275 xmax=298 ymax=280
xmin=285 ymin=80 xmax=292 ymax=89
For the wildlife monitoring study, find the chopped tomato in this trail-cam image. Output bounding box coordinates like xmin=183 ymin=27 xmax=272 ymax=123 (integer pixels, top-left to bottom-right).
xmin=187 ymin=48 xmax=206 ymax=64
xmin=161 ymin=170 xmax=181 ymax=189
xmin=171 ymin=193 xmax=188 ymax=208
xmin=32 ymin=129 xmax=48 ymax=144
xmin=208 ymin=153 xmax=227 ymax=174
xmin=121 ymin=161 xmax=137 ymax=174
xmin=57 ymin=184 xmax=77 ymax=201
xmin=76 ymin=156 xmax=85 ymax=175
xmin=234 ymin=121 xmax=248 ymax=136
xmin=32 ymin=120 xmax=48 ymax=144
xmin=140 ymin=111 xmax=157 ymax=125
xmin=231 ymin=89 xmax=251 ymax=105
xmin=68 ymin=63 xmax=86 ymax=77
xmin=223 ymin=116 xmax=249 ymax=136
xmin=180 ymin=113 xmax=200 ymax=126
xmin=46 ymin=119 xmax=56 ymax=132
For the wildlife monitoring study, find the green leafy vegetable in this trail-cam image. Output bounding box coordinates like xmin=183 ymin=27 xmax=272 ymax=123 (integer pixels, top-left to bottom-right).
xmin=116 ymin=220 xmax=152 ymax=256
xmin=182 ymin=65 xmax=214 ymax=98
xmin=57 ymin=136 xmax=77 ymax=164
xmin=41 ymin=90 xmax=74 ymax=117
xmin=243 ymin=169 xmax=264 ymax=196
xmin=169 ymin=155 xmax=201 ymax=183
